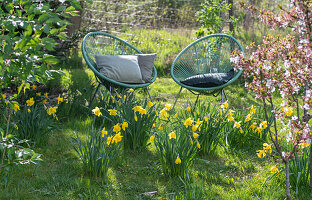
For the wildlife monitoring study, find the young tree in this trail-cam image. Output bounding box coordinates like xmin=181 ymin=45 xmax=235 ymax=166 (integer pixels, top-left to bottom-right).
xmin=233 ymin=1 xmax=311 ymax=199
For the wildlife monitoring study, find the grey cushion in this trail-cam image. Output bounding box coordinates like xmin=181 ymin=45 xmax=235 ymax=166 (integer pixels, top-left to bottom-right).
xmin=95 ymin=55 xmax=144 ymax=84
xmin=136 ymin=53 xmax=156 ymax=83
xmin=180 ymin=69 xmax=234 ymax=88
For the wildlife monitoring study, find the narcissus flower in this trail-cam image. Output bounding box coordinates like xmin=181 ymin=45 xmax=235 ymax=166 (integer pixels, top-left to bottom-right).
xmin=14 ymin=104 xmax=20 ymax=112
xmin=250 ymin=105 xmax=256 ymax=114
xmin=148 ymin=101 xmax=153 ymax=107
xmin=113 ymin=124 xmax=121 ymax=133
xmin=32 ymin=85 xmax=37 ymax=90
xmin=187 ymin=107 xmax=191 ymax=112
xmin=138 ymin=108 xmax=147 ymax=115
xmin=133 ymin=106 xmax=143 ymax=112
xmin=26 ymin=98 xmax=35 ymax=107
xmin=57 ymin=94 xmax=63 ymax=104
xmin=299 ymin=140 xmax=310 ymax=148
xmin=107 ymin=136 xmax=112 ymax=145
xmin=260 ymin=121 xmax=268 ymax=129
xmin=184 ymin=117 xmax=193 ymax=128
xmin=44 ymin=92 xmax=48 ymax=97
xmin=249 ymin=122 xmax=257 ymax=130
xmin=112 ymin=132 xmax=123 ymax=143
xmin=158 ymin=125 xmax=163 ymax=131
xmin=174 ymin=113 xmax=178 ymax=118
xmin=122 ymin=122 xmax=128 ymax=131
xmin=228 ymin=109 xmax=235 ymax=116
xmin=227 ymin=116 xmax=234 ymax=122
xmin=234 ymin=121 xmax=241 ymax=129
xmin=36 ymin=92 xmax=41 ymax=96
xmin=282 ymin=106 xmax=293 ymax=116
xmin=244 ymin=114 xmax=252 ymax=122
xmin=192 ymin=125 xmax=198 ymax=132
xmin=92 ymin=107 xmax=102 ymax=116
xmin=149 ymin=135 xmax=155 ymax=142
xmin=193 ymin=132 xmax=199 ymax=139
xmin=270 ymin=165 xmax=279 ymax=174
xmin=47 ymin=106 xmax=57 ymax=115
xmin=129 ymin=88 xmax=134 ymax=93
xmin=204 ymin=116 xmax=208 ymax=122
xmin=256 ymin=149 xmax=266 ymax=158
xmin=175 ymin=156 xmax=181 ymax=164
xmin=43 ymin=99 xmax=47 ymax=104
xmin=160 ymin=109 xmax=168 ymax=120
xmin=152 ymin=123 xmax=156 ymax=128
xmin=255 ymin=127 xmax=262 ymax=134
xmin=108 ymin=109 xmax=117 ymax=116
xmin=28 ymin=109 xmax=31 ymax=113
xmin=134 ymin=114 xmax=138 ymax=121
xmin=221 ymin=101 xmax=229 ymax=109
xmin=101 ymin=128 xmax=108 ymax=137
xmin=164 ymin=103 xmax=172 ymax=111
xmin=197 ymin=142 xmax=201 ymax=149
xmin=1 ymin=94 xmax=6 ymax=99
xmin=168 ymin=132 xmax=176 ymax=139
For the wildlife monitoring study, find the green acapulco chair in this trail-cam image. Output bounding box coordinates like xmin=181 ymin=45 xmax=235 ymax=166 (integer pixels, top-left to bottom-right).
xmin=81 ymin=32 xmax=157 ymax=105
xmin=171 ymin=34 xmax=244 ymax=109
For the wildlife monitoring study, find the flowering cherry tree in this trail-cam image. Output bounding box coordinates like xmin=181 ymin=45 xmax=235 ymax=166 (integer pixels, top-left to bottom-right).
xmin=232 ymin=1 xmax=311 ymax=199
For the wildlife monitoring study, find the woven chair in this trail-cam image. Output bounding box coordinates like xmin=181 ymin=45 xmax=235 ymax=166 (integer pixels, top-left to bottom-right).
xmin=171 ymin=34 xmax=244 ymax=109
xmin=81 ymin=32 xmax=157 ymax=105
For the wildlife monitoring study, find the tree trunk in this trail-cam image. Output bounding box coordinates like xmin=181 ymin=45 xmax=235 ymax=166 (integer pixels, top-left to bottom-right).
xmin=285 ymin=159 xmax=292 ymax=200
xmin=228 ymin=0 xmax=234 ymax=36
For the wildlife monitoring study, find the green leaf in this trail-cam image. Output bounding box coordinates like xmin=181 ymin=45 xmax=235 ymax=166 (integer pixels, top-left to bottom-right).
xmin=24 ymin=24 xmax=32 ymax=37
xmin=56 ymin=6 xmax=66 ymax=12
xmin=50 ymin=29 xmax=59 ymax=35
xmin=24 ymin=82 xmax=30 ymax=93
xmin=65 ymin=6 xmax=76 ymax=12
xmin=43 ymin=56 xmax=59 ymax=65
xmin=38 ymin=13 xmax=49 ymax=23
xmin=17 ymin=82 xmax=24 ymax=94
xmin=71 ymin=1 xmax=82 ymax=10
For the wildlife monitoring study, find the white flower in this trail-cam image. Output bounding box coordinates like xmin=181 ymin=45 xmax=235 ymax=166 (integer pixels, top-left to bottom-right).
xmin=291 ymin=115 xmax=298 ymax=121
xmin=59 ymin=0 xmax=66 ymax=3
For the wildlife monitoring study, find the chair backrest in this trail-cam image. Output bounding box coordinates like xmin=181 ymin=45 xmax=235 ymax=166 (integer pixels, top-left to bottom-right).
xmin=171 ymin=34 xmax=244 ymax=83
xmin=81 ymin=32 xmax=157 ymax=88
xmin=82 ymin=32 xmax=142 ymax=75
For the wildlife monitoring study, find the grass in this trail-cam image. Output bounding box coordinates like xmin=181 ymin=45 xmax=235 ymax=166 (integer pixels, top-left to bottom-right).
xmin=1 ymin=68 xmax=290 ymax=199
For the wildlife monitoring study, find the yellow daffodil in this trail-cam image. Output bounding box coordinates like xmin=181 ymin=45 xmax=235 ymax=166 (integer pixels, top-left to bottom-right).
xmin=148 ymin=101 xmax=153 ymax=107
xmin=175 ymin=156 xmax=181 ymax=164
xmin=250 ymin=105 xmax=256 ymax=114
xmin=134 ymin=114 xmax=138 ymax=121
xmin=101 ymin=128 xmax=108 ymax=137
xmin=227 ymin=116 xmax=234 ymax=122
xmin=123 ymin=95 xmax=127 ymax=100
xmin=133 ymin=106 xmax=143 ymax=112
xmin=57 ymin=94 xmax=63 ymax=104
xmin=256 ymin=149 xmax=266 ymax=158
xmin=1 ymin=94 xmax=6 ymax=99
xmin=152 ymin=123 xmax=156 ymax=128
xmin=108 ymin=109 xmax=117 ymax=116
xmin=239 ymin=128 xmax=243 ymax=134
xmin=14 ymin=104 xmax=20 ymax=112
xmin=129 ymin=88 xmax=134 ymax=93
xmin=138 ymin=108 xmax=147 ymax=115
xmin=113 ymin=124 xmax=121 ymax=133
xmin=26 ymin=97 xmax=35 ymax=107
xmin=107 ymin=136 xmax=112 ymax=145
xmin=196 ymin=110 xmax=200 ymax=115
xmin=149 ymin=135 xmax=155 ymax=142
xmin=168 ymin=132 xmax=176 ymax=139
xmin=116 ymin=94 xmax=121 ymax=99
xmin=160 ymin=109 xmax=168 ymax=120
xmin=197 ymin=142 xmax=201 ymax=149
xmin=192 ymin=125 xmax=198 ymax=132
xmin=32 ymin=85 xmax=37 ymax=90
xmin=156 ymin=111 xmax=159 ymax=116
xmin=270 ymin=165 xmax=279 ymax=174
xmin=43 ymin=99 xmax=47 ymax=104
xmin=28 ymin=109 xmax=31 ymax=113
xmin=112 ymin=132 xmax=123 ymax=143
xmin=184 ymin=117 xmax=193 ymax=128
xmin=36 ymin=92 xmax=41 ymax=96
xmin=244 ymin=114 xmax=252 ymax=122
xmin=228 ymin=109 xmax=235 ymax=116
xmin=158 ymin=125 xmax=163 ymax=131
xmin=255 ymin=127 xmax=262 ymax=134
xmin=164 ymin=103 xmax=172 ymax=111
xmin=282 ymin=106 xmax=293 ymax=116
xmin=44 ymin=92 xmax=48 ymax=97
xmin=263 ymin=143 xmax=272 ymax=153
xmin=219 ymin=110 xmax=223 ymax=115
xmin=204 ymin=116 xmax=208 ymax=122
xmin=92 ymin=107 xmax=102 ymax=116
xmin=91 ymin=80 xmax=97 ymax=86
xmin=190 ymin=139 xmax=194 ymax=145
xmin=47 ymin=106 xmax=57 ymax=115
xmin=193 ymin=132 xmax=199 ymax=139
xmin=249 ymin=122 xmax=257 ymax=130
xmin=221 ymin=101 xmax=229 ymax=109
xmin=122 ymin=122 xmax=128 ymax=131
xmin=187 ymin=107 xmax=191 ymax=112
xmin=299 ymin=141 xmax=310 ymax=148
xmin=234 ymin=121 xmax=241 ymax=129
xmin=14 ymin=124 xmax=18 ymax=130
xmin=174 ymin=113 xmax=178 ymax=118
xmin=260 ymin=121 xmax=268 ymax=129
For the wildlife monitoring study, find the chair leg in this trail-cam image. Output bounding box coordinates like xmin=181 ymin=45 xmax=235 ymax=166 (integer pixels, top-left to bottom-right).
xmin=89 ymin=83 xmax=101 ymax=108
xmin=172 ymin=87 xmax=183 ymax=110
xmin=145 ymin=87 xmax=153 ymax=102
xmin=194 ymin=94 xmax=200 ymax=108
xmin=221 ymin=89 xmax=227 ymax=102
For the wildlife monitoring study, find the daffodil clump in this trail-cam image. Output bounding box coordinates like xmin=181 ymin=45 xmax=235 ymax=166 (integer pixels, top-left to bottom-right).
xmin=73 ymin=107 xmax=128 ymax=178
xmin=102 ymin=90 xmax=158 ymax=150
xmin=2 ymin=85 xmax=62 ymax=145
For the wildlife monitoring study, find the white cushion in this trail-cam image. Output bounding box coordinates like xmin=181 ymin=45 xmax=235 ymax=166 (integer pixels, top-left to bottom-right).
xmin=95 ymin=55 xmax=144 ymax=84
